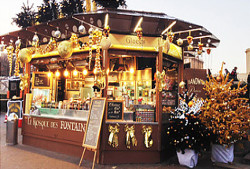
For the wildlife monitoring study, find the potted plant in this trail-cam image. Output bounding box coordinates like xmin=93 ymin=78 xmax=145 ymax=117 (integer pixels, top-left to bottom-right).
xmin=166 ymin=90 xmax=211 ymax=168
xmin=200 ymin=65 xmax=250 ymax=163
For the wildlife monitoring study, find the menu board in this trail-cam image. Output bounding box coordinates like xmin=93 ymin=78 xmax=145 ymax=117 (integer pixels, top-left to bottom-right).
xmin=32 ymin=72 xmax=52 ymax=89
xmin=106 ymin=100 xmax=123 ymax=121
xmin=82 ymin=98 xmax=106 ymax=150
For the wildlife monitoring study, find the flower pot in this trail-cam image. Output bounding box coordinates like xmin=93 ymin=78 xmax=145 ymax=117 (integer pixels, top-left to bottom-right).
xmin=211 ymin=144 xmax=234 ymax=163
xmin=177 ymin=149 xmax=198 ymax=168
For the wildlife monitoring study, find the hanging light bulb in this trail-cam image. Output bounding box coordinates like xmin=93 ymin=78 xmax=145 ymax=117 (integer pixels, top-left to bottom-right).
xmin=55 ymin=70 xmax=60 ymax=77
xmin=83 ymin=68 xmax=88 ymax=76
xmin=78 ymin=24 xmax=86 ymax=34
xmin=48 ymin=71 xmax=52 ymax=77
xmin=73 ymin=69 xmax=78 ymax=76
xmin=64 ymin=69 xmax=69 ymax=77
xmin=93 ymin=68 xmax=97 ymax=74
xmin=55 ymin=27 xmax=61 ymax=38
xmin=130 ymin=67 xmax=135 ymax=74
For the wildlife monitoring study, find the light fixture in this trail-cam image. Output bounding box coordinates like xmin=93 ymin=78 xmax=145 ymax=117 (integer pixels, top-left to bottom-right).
xmin=48 ymin=71 xmax=52 ymax=78
xmin=161 ymin=21 xmax=177 ymax=35
xmin=73 ymin=69 xmax=78 ymax=76
xmin=64 ymin=69 xmax=69 ymax=77
xmin=15 ymin=38 xmax=21 ymax=47
xmin=93 ymin=68 xmax=97 ymax=74
xmin=134 ymin=17 xmax=143 ymax=32
xmin=55 ymin=70 xmax=60 ymax=77
xmin=83 ymin=68 xmax=88 ymax=76
xmin=106 ymin=68 xmax=110 ymax=75
xmin=129 ymin=67 xmax=135 ymax=74
xmin=104 ymin=13 xmax=109 ymax=27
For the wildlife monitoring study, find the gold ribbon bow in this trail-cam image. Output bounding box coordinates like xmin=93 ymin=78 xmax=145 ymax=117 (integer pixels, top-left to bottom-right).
xmin=142 ymin=125 xmax=153 ymax=148
xmin=124 ymin=124 xmax=137 ymax=149
xmin=156 ymin=70 xmax=165 ymax=92
xmin=108 ymin=124 xmax=120 ymax=148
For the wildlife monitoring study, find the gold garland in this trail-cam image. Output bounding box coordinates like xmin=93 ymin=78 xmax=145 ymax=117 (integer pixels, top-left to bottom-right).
xmin=19 ymin=73 xmax=29 ymax=90
xmin=6 ymin=43 xmax=14 ymax=76
xmin=124 ymin=124 xmax=137 ymax=149
xmin=108 ymin=124 xmax=120 ymax=148
xmin=142 ymin=125 xmax=153 ymax=148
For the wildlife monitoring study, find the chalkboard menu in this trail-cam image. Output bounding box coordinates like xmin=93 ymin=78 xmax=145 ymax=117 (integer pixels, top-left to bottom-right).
xmin=82 ymin=98 xmax=106 ymax=150
xmin=106 ymin=100 xmax=123 ymax=121
xmin=32 ymin=72 xmax=52 ymax=89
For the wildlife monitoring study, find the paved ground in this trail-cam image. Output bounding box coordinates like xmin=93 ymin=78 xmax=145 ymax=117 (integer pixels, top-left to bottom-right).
xmin=0 ymin=112 xmax=249 ymax=169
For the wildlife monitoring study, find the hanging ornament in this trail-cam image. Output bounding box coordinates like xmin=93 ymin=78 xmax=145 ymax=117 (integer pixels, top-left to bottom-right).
xmin=0 ymin=41 xmax=6 ymax=52
xmin=32 ymin=32 xmax=39 ymax=43
xmin=70 ymin=33 xmax=80 ymax=48
xmin=207 ymin=48 xmax=211 ymax=55
xmin=18 ymin=48 xmax=32 ymax=66
xmin=188 ymin=44 xmax=193 ymax=51
xmin=155 ymin=70 xmax=166 ymax=92
xmin=187 ymin=31 xmax=193 ymax=44
xmin=6 ymin=42 xmax=14 ymax=76
xmin=179 ymin=81 xmax=186 ymax=89
xmin=88 ymin=27 xmax=94 ymax=35
xmin=14 ymin=38 xmax=21 ymax=76
xmin=198 ymin=41 xmax=203 ymax=51
xmin=54 ymin=28 xmax=61 ymax=38
xmin=103 ymin=25 xmax=110 ymax=37
xmin=177 ymin=38 xmax=183 ymax=46
xmin=136 ymin=26 xmax=143 ymax=40
xmin=100 ymin=37 xmax=111 ymax=50
xmin=19 ymin=73 xmax=29 ymax=90
xmin=58 ymin=41 xmax=73 ymax=58
xmin=197 ymin=50 xmax=202 ymax=55
xmin=124 ymin=124 xmax=137 ymax=149
xmin=108 ymin=124 xmax=120 ymax=148
xmin=88 ymin=27 xmax=94 ymax=70
xmin=163 ymin=38 xmax=170 ymax=53
xmin=78 ymin=24 xmax=86 ymax=34
xmin=142 ymin=125 xmax=153 ymax=148
xmin=167 ymin=31 xmax=174 ymax=43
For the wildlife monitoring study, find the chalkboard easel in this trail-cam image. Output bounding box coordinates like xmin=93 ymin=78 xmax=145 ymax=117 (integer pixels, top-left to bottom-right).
xmin=79 ymin=98 xmax=106 ymax=169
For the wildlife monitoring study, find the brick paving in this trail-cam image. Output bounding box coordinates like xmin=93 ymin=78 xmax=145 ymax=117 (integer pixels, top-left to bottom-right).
xmin=0 ymin=112 xmax=249 ymax=169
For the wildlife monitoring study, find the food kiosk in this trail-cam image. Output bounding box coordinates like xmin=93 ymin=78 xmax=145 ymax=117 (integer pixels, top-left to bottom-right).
xmin=0 ymin=9 xmax=220 ymax=164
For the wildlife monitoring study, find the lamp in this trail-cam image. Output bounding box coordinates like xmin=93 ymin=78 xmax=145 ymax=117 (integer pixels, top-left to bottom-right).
xmin=64 ymin=69 xmax=69 ymax=77
xmin=55 ymin=70 xmax=60 ymax=77
xmin=129 ymin=67 xmax=135 ymax=74
xmin=134 ymin=17 xmax=143 ymax=32
xmin=48 ymin=71 xmax=52 ymax=77
xmin=73 ymin=69 xmax=78 ymax=77
xmin=161 ymin=21 xmax=177 ymax=35
xmin=83 ymin=68 xmax=88 ymax=76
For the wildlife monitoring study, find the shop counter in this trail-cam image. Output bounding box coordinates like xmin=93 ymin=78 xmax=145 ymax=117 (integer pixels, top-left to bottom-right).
xmin=22 ymin=109 xmax=93 ymax=158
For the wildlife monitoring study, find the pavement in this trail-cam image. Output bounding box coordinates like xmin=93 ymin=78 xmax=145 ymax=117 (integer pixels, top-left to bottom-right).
xmin=0 ymin=112 xmax=249 ymax=169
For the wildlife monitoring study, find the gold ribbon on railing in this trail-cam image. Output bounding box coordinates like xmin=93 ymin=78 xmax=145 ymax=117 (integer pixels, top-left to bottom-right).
xmin=108 ymin=124 xmax=120 ymax=148
xmin=142 ymin=125 xmax=153 ymax=148
xmin=155 ymin=70 xmax=165 ymax=92
xmin=124 ymin=124 xmax=137 ymax=149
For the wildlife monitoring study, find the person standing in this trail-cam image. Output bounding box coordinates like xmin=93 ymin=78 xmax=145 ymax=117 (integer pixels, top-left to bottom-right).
xmin=230 ymin=67 xmax=238 ymax=81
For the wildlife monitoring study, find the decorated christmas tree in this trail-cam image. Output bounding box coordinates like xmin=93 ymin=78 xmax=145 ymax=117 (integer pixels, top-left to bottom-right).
xmin=36 ymin=0 xmax=59 ymax=23
xmin=166 ymin=90 xmax=211 ymax=154
xmin=60 ymin=0 xmax=84 ymax=17
xmin=95 ymin=0 xmax=127 ymax=8
xmin=200 ymin=63 xmax=250 ymax=146
xmin=12 ymin=1 xmax=36 ymax=28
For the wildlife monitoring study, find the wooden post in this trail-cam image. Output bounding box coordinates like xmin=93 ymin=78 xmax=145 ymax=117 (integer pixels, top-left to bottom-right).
xmin=103 ymin=49 xmax=109 ymax=98
xmin=178 ymin=50 xmax=184 ymax=92
xmin=156 ymin=46 xmax=163 ymax=151
xmin=23 ymin=63 xmax=31 ymax=114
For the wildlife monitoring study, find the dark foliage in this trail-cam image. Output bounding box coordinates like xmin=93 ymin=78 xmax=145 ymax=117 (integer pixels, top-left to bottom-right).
xmin=37 ymin=0 xmax=59 ymax=23
xmin=60 ymin=0 xmax=84 ymax=17
xmin=95 ymin=0 xmax=127 ymax=8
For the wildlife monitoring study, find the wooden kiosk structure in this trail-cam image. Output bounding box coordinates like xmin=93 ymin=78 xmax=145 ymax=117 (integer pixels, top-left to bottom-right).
xmin=0 ymin=9 xmax=219 ymax=164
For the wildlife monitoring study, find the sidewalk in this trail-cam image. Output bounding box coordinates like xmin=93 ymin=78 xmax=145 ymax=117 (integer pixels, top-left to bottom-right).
xmin=0 ymin=112 xmax=249 ymax=169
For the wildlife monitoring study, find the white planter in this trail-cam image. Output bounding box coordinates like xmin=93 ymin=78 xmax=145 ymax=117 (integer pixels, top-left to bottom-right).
xmin=211 ymin=144 xmax=234 ymax=163
xmin=177 ymin=149 xmax=198 ymax=168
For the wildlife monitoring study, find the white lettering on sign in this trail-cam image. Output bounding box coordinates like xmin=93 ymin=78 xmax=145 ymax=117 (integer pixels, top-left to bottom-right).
xmin=26 ymin=117 xmax=85 ymax=132
xmin=188 ymin=78 xmax=204 ymax=85
xmin=60 ymin=121 xmax=86 ymax=132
